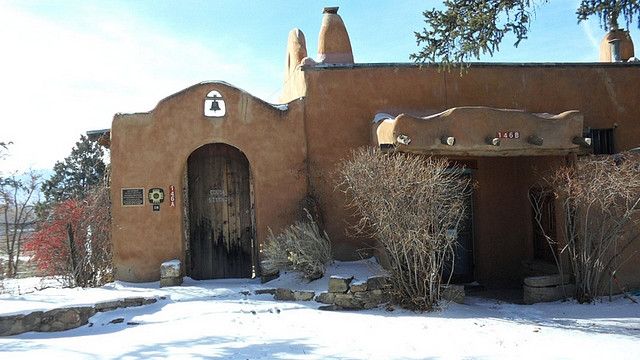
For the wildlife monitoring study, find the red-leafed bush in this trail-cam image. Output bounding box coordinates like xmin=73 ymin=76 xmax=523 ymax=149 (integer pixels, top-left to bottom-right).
xmin=26 ymin=185 xmax=112 ymax=287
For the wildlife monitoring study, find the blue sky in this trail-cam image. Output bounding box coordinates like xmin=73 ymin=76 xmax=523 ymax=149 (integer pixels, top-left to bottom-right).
xmin=1 ymin=0 xmax=638 ymax=173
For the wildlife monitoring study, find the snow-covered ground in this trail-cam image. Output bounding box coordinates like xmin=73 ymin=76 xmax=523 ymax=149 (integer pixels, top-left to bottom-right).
xmin=1 ymin=259 xmax=639 ymax=359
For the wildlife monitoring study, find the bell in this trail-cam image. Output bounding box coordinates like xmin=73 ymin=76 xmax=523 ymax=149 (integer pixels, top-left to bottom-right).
xmin=209 ymin=100 xmax=221 ymax=111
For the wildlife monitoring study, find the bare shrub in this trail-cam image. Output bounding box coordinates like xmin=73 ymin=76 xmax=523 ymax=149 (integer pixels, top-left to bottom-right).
xmin=532 ymin=154 xmax=640 ymax=303
xmin=338 ymin=147 xmax=472 ymax=311
xmin=262 ymin=210 xmax=332 ymax=280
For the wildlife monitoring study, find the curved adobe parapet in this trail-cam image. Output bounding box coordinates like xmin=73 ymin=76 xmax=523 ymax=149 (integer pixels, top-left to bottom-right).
xmin=374 ymin=107 xmax=585 ymax=156
xmin=110 ymin=81 xmax=307 ymax=282
xmin=317 ymin=7 xmax=354 ymax=64
xmin=285 ymin=28 xmax=308 ymax=80
xmin=154 ymin=81 xmax=292 ymax=115
xmin=600 ymin=29 xmax=635 ymax=62
xmin=114 ymin=81 xmax=292 ymax=127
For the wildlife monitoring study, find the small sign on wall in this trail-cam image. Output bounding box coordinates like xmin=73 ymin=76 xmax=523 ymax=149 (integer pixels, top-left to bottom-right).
xmin=148 ymin=188 xmax=165 ymax=205
xmin=204 ymin=90 xmax=226 ymax=117
xmin=169 ymin=185 xmax=176 ymax=207
xmin=122 ymin=188 xmax=144 ymax=206
xmin=149 ymin=188 xmax=164 ymax=212
xmin=207 ymin=189 xmax=228 ymax=203
xmin=497 ymin=131 xmax=521 ymax=139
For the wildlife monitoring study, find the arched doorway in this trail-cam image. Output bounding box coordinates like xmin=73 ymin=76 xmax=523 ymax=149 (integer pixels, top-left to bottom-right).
xmin=187 ymin=143 xmax=256 ymax=279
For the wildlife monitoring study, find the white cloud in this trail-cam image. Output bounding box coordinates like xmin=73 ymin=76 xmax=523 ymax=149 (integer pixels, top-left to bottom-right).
xmin=580 ymin=19 xmax=601 ymax=56
xmin=0 ymin=3 xmax=281 ymax=173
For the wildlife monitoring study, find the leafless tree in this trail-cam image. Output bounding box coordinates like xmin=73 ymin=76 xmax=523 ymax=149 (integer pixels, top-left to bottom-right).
xmin=338 ymin=147 xmax=472 ymax=311
xmin=1 ymin=171 xmax=40 ymax=278
xmin=532 ymin=154 xmax=640 ymax=303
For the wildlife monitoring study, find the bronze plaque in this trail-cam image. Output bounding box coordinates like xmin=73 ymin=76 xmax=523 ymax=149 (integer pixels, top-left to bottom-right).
xmin=122 ymin=188 xmax=144 ymax=206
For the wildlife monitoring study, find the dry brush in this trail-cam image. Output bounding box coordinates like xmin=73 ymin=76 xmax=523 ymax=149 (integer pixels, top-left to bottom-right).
xmin=261 ymin=210 xmax=332 ymax=280
xmin=532 ymin=153 xmax=640 ymax=303
xmin=338 ymin=147 xmax=472 ymax=310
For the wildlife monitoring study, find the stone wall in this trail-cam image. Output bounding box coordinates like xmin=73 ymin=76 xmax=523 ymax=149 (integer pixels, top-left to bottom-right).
xmin=315 ymin=276 xmax=391 ymax=310
xmin=272 ymin=275 xmax=392 ymax=310
xmin=0 ymin=296 xmax=158 ymax=336
xmin=272 ymin=275 xmax=465 ymax=310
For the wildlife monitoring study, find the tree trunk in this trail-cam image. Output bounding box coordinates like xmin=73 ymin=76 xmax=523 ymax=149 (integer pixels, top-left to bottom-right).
xmin=67 ymin=223 xmax=79 ymax=286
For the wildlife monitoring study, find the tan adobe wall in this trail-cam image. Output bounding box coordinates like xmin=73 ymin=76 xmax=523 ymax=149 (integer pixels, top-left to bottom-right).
xmin=111 ymin=63 xmax=640 ymax=288
xmin=300 ymin=63 xmax=640 ymax=287
xmin=110 ymin=82 xmax=308 ymax=281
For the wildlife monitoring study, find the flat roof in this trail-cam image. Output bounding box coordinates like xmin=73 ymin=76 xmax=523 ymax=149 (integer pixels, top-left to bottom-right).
xmin=303 ymin=62 xmax=640 ymax=71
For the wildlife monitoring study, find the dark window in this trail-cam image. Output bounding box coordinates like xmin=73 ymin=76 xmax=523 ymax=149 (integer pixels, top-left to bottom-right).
xmin=589 ymin=128 xmax=615 ymax=155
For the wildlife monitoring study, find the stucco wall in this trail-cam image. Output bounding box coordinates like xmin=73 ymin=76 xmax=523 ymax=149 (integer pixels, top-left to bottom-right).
xmin=112 ymin=63 xmax=640 ymax=287
xmin=300 ymin=63 xmax=640 ymax=286
xmin=111 ymin=82 xmax=307 ymax=281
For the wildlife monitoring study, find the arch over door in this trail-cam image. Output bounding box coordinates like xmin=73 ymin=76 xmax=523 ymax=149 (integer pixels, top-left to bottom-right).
xmin=187 ymin=143 xmax=255 ymax=279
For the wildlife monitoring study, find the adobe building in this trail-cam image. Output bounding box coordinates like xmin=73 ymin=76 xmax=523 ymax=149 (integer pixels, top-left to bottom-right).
xmin=106 ymin=8 xmax=640 ymax=290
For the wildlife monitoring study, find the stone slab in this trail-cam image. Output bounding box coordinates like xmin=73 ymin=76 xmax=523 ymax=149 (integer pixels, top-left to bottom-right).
xmin=334 ymin=293 xmax=364 ymax=309
xmin=441 ymin=284 xmax=465 ymax=304
xmin=524 ymin=274 xmax=572 ymax=287
xmin=349 ymin=281 xmax=368 ymax=292
xmin=293 ymin=291 xmax=315 ymax=301
xmin=254 ymin=288 xmax=277 ymax=295
xmin=95 ymin=300 xmax=121 ymax=312
xmin=274 ymin=288 xmax=295 ymax=301
xmin=524 ymin=284 xmax=576 ymax=304
xmin=160 ymin=276 xmax=183 ymax=287
xmin=328 ymin=276 xmax=353 ymax=293
xmin=160 ymin=259 xmax=181 ymax=278
xmin=366 ymin=276 xmax=390 ymax=291
xmin=315 ymin=292 xmax=336 ymax=304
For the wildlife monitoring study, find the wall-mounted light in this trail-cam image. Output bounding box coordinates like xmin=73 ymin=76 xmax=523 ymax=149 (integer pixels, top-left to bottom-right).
xmin=440 ymin=136 xmax=455 ymax=146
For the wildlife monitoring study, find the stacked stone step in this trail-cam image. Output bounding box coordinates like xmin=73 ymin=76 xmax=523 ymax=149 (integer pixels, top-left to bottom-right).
xmin=523 ymin=274 xmax=574 ymax=304
xmin=316 ymin=275 xmax=391 ymax=310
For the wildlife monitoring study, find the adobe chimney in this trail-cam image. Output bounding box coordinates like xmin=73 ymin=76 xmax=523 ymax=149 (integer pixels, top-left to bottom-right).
xmin=317 ymin=7 xmax=354 ymax=64
xmin=599 ymin=29 xmax=635 ymax=62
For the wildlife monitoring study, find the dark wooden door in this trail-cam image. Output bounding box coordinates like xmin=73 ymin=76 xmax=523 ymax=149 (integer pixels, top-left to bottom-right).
xmin=442 ymin=173 xmax=474 ymax=283
xmin=188 ymin=143 xmax=254 ymax=279
xmin=452 ymin=174 xmax=474 ymax=282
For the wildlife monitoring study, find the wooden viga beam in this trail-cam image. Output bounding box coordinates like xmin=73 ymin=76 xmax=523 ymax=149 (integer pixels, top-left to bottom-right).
xmin=572 ymin=136 xmax=593 ymax=147
xmin=527 ymin=135 xmax=544 ymax=146
xmin=485 ymin=137 xmax=500 ymax=146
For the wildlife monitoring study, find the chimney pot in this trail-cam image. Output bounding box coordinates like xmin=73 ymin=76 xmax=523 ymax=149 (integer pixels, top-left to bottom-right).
xmin=323 ymin=7 xmax=339 ymax=14
xmin=609 ymin=38 xmax=622 ymax=62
